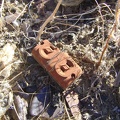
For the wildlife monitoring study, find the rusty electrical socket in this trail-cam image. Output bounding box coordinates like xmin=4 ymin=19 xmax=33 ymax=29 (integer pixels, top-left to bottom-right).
xmin=32 ymin=40 xmax=82 ymax=90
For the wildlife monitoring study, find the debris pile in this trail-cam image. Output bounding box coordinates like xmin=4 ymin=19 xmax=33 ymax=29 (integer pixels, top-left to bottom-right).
xmin=0 ymin=0 xmax=120 ymax=119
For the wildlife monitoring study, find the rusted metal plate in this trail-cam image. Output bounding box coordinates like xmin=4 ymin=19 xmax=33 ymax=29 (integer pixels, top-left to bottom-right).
xmin=32 ymin=40 xmax=82 ymax=89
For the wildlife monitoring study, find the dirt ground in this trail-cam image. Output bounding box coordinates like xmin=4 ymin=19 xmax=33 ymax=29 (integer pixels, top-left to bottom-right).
xmin=0 ymin=0 xmax=120 ymax=120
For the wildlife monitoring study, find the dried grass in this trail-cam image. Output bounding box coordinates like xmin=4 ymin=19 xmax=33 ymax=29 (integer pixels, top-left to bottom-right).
xmin=0 ymin=0 xmax=120 ymax=119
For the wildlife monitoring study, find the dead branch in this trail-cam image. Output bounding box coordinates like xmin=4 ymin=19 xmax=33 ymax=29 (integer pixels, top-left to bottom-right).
xmin=96 ymin=23 xmax=116 ymax=69
xmin=36 ymin=0 xmax=62 ymax=41
xmin=96 ymin=0 xmax=120 ymax=69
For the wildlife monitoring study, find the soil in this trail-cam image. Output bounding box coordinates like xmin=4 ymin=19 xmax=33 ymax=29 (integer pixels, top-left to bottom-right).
xmin=0 ymin=0 xmax=120 ymax=120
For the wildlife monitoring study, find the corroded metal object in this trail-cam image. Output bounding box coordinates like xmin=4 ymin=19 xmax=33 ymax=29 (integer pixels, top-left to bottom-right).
xmin=32 ymin=40 xmax=82 ymax=89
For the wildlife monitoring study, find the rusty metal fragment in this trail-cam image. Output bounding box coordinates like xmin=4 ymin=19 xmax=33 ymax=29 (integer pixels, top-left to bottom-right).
xmin=32 ymin=40 xmax=82 ymax=89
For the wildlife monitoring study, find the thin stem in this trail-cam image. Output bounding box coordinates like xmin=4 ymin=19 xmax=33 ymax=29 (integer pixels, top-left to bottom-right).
xmin=96 ymin=23 xmax=116 ymax=69
xmin=36 ymin=0 xmax=62 ymax=41
xmin=96 ymin=0 xmax=120 ymax=69
xmin=0 ymin=0 xmax=4 ymax=17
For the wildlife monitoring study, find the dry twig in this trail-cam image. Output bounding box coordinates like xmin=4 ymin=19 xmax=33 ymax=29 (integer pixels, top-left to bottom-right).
xmin=115 ymin=0 xmax=120 ymax=31
xmin=0 ymin=0 xmax=4 ymax=17
xmin=96 ymin=23 xmax=116 ymax=69
xmin=36 ymin=0 xmax=62 ymax=41
xmin=96 ymin=0 xmax=120 ymax=69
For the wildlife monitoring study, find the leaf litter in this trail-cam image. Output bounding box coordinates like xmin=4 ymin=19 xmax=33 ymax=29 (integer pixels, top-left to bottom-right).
xmin=0 ymin=0 xmax=120 ymax=120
